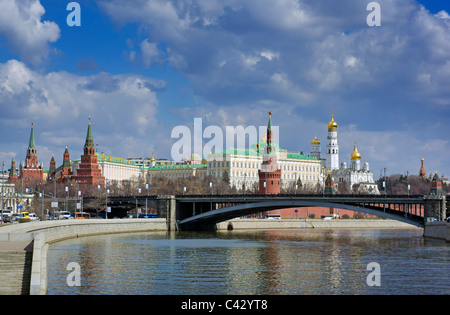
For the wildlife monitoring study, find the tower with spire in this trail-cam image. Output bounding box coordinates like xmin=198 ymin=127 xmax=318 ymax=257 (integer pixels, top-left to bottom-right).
xmin=58 ymin=146 xmax=73 ymax=184
xmin=48 ymin=154 xmax=56 ymax=180
xmin=258 ymin=112 xmax=281 ymax=195
xmin=72 ymin=117 xmax=105 ymax=192
xmin=20 ymin=123 xmax=44 ymax=185
xmin=7 ymin=157 xmax=19 ymax=183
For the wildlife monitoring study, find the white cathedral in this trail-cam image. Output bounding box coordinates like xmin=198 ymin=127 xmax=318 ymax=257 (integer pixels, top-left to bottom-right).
xmin=311 ymin=114 xmax=380 ymax=194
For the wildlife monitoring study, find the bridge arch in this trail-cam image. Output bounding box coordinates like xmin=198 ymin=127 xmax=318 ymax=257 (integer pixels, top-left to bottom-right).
xmin=179 ymin=200 xmax=423 ymax=229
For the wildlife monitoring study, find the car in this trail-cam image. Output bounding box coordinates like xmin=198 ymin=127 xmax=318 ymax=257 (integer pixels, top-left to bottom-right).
xmin=28 ymin=213 xmax=39 ymax=221
xmin=57 ymin=211 xmax=71 ymax=220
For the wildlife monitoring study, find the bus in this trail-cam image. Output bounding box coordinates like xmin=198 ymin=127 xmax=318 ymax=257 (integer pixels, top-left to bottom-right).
xmin=75 ymin=212 xmax=90 ymax=220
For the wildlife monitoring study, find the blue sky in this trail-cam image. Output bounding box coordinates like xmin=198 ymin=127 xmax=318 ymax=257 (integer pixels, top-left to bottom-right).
xmin=0 ymin=0 xmax=449 ymax=179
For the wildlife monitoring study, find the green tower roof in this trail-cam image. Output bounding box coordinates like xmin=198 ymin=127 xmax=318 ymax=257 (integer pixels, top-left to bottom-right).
xmin=28 ymin=123 xmax=36 ymax=150
xmin=84 ymin=117 xmax=95 ymax=149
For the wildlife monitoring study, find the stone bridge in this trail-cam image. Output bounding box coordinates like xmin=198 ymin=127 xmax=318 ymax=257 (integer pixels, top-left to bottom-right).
xmin=94 ymin=194 xmax=448 ymax=230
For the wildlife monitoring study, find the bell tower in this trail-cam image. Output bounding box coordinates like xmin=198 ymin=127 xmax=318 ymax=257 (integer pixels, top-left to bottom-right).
xmin=326 ymin=113 xmax=339 ymax=171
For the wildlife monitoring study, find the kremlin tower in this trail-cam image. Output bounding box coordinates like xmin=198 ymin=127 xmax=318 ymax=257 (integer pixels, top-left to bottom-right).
xmin=324 ymin=170 xmax=336 ymax=195
xmin=48 ymin=154 xmax=56 ymax=180
xmin=258 ymin=112 xmax=281 ymax=195
xmin=20 ymin=123 xmax=44 ymax=185
xmin=72 ymin=117 xmax=105 ymax=192
xmin=7 ymin=157 xmax=18 ymax=183
xmin=58 ymin=146 xmax=73 ymax=184
xmin=429 ymin=172 xmax=443 ymax=195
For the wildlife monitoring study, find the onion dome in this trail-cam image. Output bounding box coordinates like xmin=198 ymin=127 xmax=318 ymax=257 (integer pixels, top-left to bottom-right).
xmin=311 ymin=131 xmax=320 ymax=145
xmin=328 ymin=114 xmax=338 ymax=131
xmin=350 ymin=142 xmax=361 ymax=161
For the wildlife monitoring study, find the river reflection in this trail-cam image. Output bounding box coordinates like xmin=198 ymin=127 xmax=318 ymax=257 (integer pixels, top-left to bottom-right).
xmin=47 ymin=229 xmax=449 ymax=295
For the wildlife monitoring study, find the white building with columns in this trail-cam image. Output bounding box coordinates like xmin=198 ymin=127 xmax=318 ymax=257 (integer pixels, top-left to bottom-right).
xmin=0 ymin=182 xmax=34 ymax=214
xmin=207 ymin=134 xmax=323 ymax=191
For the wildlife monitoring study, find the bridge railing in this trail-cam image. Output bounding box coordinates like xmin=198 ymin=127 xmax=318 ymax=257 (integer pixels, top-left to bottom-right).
xmin=174 ymin=193 xmax=426 ymax=199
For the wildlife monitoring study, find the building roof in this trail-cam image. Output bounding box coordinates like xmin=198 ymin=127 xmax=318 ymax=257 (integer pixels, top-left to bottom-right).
xmin=148 ymin=163 xmax=207 ymax=170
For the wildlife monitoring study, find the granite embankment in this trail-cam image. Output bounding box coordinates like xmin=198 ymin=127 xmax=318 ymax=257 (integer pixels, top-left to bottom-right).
xmin=0 ymin=219 xmax=166 ymax=295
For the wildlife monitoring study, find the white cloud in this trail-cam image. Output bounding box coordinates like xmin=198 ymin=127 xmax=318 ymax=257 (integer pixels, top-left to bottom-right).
xmin=0 ymin=60 xmax=167 ymax=164
xmin=260 ymin=50 xmax=279 ymax=61
xmin=0 ymin=0 xmax=60 ymax=66
xmin=140 ymin=39 xmax=164 ymax=68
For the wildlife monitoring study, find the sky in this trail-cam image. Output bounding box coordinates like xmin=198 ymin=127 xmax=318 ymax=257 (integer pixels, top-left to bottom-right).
xmin=0 ymin=0 xmax=449 ymax=179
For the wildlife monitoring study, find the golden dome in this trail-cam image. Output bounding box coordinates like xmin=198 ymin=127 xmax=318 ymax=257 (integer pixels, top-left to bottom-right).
xmin=350 ymin=142 xmax=361 ymax=161
xmin=150 ymin=152 xmax=155 ymax=162
xmin=328 ymin=114 xmax=338 ymax=131
xmin=311 ymin=131 xmax=320 ymax=145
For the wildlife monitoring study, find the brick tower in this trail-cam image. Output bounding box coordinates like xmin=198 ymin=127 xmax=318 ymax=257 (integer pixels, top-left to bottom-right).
xmin=73 ymin=117 xmax=105 ymax=192
xmin=58 ymin=146 xmax=73 ymax=184
xmin=429 ymin=172 xmax=443 ymax=196
xmin=324 ymin=170 xmax=336 ymax=195
xmin=7 ymin=157 xmax=19 ymax=183
xmin=48 ymin=154 xmax=56 ymax=181
xmin=21 ymin=123 xmax=43 ymax=185
xmin=258 ymin=112 xmax=281 ymax=195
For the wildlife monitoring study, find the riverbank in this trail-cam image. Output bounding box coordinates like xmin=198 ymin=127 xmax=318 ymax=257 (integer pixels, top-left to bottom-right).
xmin=0 ymin=219 xmax=167 ymax=295
xmin=423 ymin=221 xmax=450 ymax=242
xmin=217 ymin=218 xmax=419 ymax=230
xmin=0 ymin=218 xmax=428 ymax=295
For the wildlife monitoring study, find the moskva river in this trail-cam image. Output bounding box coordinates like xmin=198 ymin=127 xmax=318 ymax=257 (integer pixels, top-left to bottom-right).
xmin=47 ymin=228 xmax=449 ymax=295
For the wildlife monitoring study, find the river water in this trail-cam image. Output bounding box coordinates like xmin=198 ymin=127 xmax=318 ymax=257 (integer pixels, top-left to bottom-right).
xmin=47 ymin=228 xmax=449 ymax=295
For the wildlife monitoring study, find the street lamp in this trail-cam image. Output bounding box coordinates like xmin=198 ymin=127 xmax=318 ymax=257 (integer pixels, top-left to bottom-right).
xmin=244 ymin=172 xmax=247 ymax=195
xmin=105 ymin=188 xmax=109 ymax=220
xmin=1 ymin=161 xmax=4 ymax=224
xmin=65 ymin=185 xmax=69 ymax=212
xmin=146 ymin=183 xmax=149 ymax=216
xmin=405 ymin=171 xmax=410 ymax=196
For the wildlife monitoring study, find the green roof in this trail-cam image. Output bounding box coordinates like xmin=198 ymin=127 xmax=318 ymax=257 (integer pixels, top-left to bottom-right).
xmin=84 ymin=118 xmax=95 ymax=149
xmin=211 ymin=141 xmax=318 ymax=161
xmin=28 ymin=123 xmax=36 ymax=150
xmin=148 ymin=163 xmax=207 ymax=170
xmin=286 ymin=152 xmax=317 ymax=161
